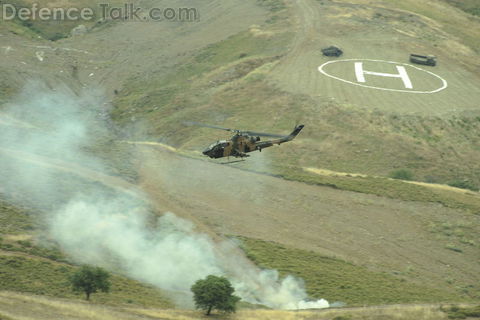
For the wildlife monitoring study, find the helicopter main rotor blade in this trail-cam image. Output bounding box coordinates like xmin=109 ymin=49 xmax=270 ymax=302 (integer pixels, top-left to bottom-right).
xmin=184 ymin=121 xmax=286 ymax=137
xmin=243 ymin=130 xmax=285 ymax=138
xmin=183 ymin=121 xmax=236 ymax=132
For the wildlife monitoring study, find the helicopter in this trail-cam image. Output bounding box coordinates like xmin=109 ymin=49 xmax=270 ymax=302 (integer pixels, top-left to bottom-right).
xmin=185 ymin=122 xmax=304 ymax=159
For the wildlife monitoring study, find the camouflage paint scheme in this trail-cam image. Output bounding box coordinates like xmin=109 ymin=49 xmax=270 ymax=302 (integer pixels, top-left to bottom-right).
xmin=202 ymin=125 xmax=304 ymax=159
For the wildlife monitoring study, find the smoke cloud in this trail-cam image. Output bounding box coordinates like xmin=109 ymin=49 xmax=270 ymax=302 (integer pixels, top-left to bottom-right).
xmin=0 ymin=83 xmax=329 ymax=309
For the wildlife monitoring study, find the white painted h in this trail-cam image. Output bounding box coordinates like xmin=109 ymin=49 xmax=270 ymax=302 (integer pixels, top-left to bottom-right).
xmin=354 ymin=62 xmax=413 ymax=89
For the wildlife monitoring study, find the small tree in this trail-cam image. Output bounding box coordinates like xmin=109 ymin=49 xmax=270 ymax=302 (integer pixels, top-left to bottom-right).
xmin=70 ymin=265 xmax=111 ymax=300
xmin=191 ymin=275 xmax=240 ymax=315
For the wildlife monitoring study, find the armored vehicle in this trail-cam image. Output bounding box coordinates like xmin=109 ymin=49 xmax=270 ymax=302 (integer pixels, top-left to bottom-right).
xmin=322 ymin=46 xmax=343 ymax=57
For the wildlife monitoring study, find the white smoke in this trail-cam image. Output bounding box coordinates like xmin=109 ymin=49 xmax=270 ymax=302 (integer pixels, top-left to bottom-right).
xmin=0 ymin=83 xmax=329 ymax=310
xmin=50 ymin=197 xmax=329 ymax=309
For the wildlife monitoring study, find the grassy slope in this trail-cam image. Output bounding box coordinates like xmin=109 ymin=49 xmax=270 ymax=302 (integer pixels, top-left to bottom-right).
xmin=2 ymin=292 xmax=477 ymax=320
xmin=0 ymin=0 xmax=479 ymax=315
xmin=0 ymin=198 xmax=171 ymax=308
xmin=0 ymin=169 xmax=170 ymax=308
xmin=0 ymin=200 xmax=35 ymax=234
xmin=1 ymin=0 xmax=121 ymax=41
xmin=1 ymin=186 xmax=475 ymax=309
xmin=110 ymin=0 xmax=480 ymax=198
xmin=276 ymin=168 xmax=480 ymax=213
xmin=384 ymin=0 xmax=480 ymax=54
xmin=238 ymin=237 xmax=472 ymax=306
xmin=0 ymin=255 xmax=171 ymax=307
xmin=445 ymin=0 xmax=480 ymax=17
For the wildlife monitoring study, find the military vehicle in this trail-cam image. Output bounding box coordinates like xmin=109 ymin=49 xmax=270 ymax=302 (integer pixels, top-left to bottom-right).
xmin=409 ymin=54 xmax=437 ymax=66
xmin=185 ymin=122 xmax=304 ymax=159
xmin=322 ymin=46 xmax=343 ymax=57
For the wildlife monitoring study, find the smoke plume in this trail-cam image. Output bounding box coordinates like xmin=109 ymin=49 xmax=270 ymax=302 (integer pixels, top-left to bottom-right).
xmin=0 ymin=83 xmax=329 ymax=309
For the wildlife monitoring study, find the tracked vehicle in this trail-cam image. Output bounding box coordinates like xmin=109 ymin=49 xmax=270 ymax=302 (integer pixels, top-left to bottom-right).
xmin=322 ymin=46 xmax=343 ymax=57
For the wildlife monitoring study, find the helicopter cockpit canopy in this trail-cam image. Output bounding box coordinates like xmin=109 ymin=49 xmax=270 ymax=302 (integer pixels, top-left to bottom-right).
xmin=202 ymin=140 xmax=229 ymax=158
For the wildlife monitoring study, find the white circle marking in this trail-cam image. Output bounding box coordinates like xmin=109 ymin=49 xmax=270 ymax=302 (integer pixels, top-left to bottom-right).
xmin=318 ymin=59 xmax=448 ymax=94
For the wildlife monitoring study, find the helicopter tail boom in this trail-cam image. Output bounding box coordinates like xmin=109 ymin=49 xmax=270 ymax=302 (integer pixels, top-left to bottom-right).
xmin=285 ymin=124 xmax=304 ymax=141
xmin=274 ymin=124 xmax=304 ymax=143
xmin=255 ymin=124 xmax=304 ymax=150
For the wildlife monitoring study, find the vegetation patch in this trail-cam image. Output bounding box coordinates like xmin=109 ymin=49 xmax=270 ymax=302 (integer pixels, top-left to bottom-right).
xmin=0 ymin=199 xmax=35 ymax=234
xmin=428 ymin=221 xmax=477 ymax=249
xmin=442 ymin=305 xmax=480 ymax=319
xmin=0 ymin=238 xmax=68 ymax=263
xmin=446 ymin=0 xmax=480 ymax=16
xmin=257 ymin=0 xmax=287 ymax=13
xmin=112 ymin=26 xmax=292 ymax=138
xmin=448 ymin=180 xmax=479 ymax=192
xmin=1 ymin=0 xmax=118 ymax=41
xmin=275 ymin=167 xmax=480 ymax=214
xmin=389 ymin=169 xmax=414 ymax=181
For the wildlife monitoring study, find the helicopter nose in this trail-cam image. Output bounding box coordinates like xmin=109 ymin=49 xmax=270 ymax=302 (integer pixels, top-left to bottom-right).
xmin=202 ymin=148 xmax=213 ymax=157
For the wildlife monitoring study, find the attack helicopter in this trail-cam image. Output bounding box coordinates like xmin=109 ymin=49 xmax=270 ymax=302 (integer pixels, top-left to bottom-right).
xmin=185 ymin=122 xmax=304 ymax=159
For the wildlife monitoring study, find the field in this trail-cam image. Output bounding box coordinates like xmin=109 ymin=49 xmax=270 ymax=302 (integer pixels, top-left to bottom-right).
xmin=0 ymin=0 xmax=479 ymax=318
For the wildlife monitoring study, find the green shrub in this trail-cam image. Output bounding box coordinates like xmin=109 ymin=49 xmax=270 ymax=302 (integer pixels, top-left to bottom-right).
xmin=49 ymin=33 xmax=67 ymax=41
xmin=389 ymin=169 xmax=414 ymax=181
xmin=444 ymin=305 xmax=480 ymax=319
xmin=447 ymin=180 xmax=479 ymax=192
xmin=17 ymin=240 xmax=32 ymax=247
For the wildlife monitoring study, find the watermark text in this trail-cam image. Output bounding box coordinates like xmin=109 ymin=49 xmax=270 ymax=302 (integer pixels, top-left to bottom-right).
xmin=0 ymin=3 xmax=199 ymax=22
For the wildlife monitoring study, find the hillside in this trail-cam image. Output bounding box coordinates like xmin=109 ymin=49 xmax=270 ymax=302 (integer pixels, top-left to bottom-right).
xmin=0 ymin=0 xmax=479 ymax=318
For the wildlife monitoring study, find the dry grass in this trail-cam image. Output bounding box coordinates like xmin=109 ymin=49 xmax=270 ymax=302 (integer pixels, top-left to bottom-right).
xmin=305 ymin=167 xmax=480 ymax=196
xmin=0 ymin=292 xmax=145 ymax=320
xmin=383 ymin=0 xmax=480 ymax=53
xmin=305 ymin=167 xmax=368 ymax=178
xmin=0 ymin=292 xmax=469 ymax=320
xmin=404 ymin=181 xmax=478 ymax=195
xmin=238 ymin=237 xmax=468 ymax=305
xmin=3 ymin=234 xmax=33 ymax=242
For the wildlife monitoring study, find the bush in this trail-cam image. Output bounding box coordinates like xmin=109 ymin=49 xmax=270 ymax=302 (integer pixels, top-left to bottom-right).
xmin=389 ymin=169 xmax=414 ymax=181
xmin=444 ymin=305 xmax=480 ymax=319
xmin=447 ymin=180 xmax=479 ymax=192
xmin=49 ymin=32 xmax=67 ymax=41
xmin=17 ymin=240 xmax=32 ymax=247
